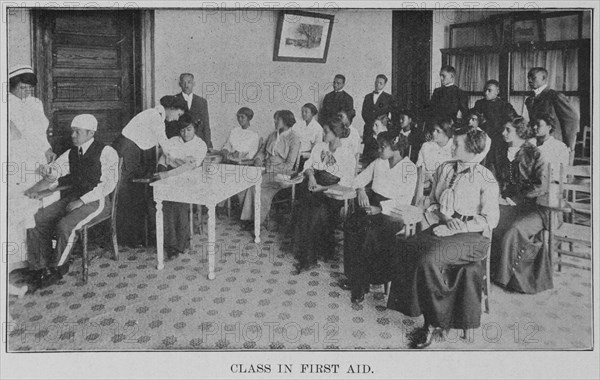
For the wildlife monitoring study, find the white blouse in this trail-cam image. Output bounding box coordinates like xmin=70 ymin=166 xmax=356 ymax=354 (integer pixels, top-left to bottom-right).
xmin=416 ymin=139 xmax=453 ymax=175
xmin=222 ymin=126 xmax=260 ymax=159
xmin=538 ymin=136 xmax=570 ymax=181
xmin=122 ymin=105 xmax=169 ymax=151
xmin=353 ymin=157 xmax=418 ymax=205
xmin=294 ymin=118 xmax=323 ymax=153
xmin=344 ymin=124 xmax=362 ymax=155
xmin=303 ymin=141 xmax=356 ymax=187
xmin=159 ymin=135 xmax=207 ymax=169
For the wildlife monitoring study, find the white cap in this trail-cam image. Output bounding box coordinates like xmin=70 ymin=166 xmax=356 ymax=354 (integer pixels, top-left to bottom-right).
xmin=9 ymin=65 xmax=34 ymax=79
xmin=71 ymin=114 xmax=98 ymax=132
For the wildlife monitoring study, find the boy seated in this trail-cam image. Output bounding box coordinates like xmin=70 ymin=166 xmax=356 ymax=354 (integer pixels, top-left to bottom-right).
xmin=397 ymin=109 xmax=424 ymax=163
xmin=156 ymin=113 xmax=207 ymax=260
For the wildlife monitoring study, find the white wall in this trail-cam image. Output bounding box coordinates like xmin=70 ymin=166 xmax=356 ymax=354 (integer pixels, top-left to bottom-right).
xmin=153 ymin=9 xmax=393 ymax=147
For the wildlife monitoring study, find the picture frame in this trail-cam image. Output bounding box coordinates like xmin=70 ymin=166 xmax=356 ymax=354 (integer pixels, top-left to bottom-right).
xmin=273 ymin=10 xmax=335 ymax=63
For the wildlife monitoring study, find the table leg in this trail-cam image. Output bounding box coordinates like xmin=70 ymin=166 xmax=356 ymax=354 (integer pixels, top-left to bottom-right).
xmin=254 ymin=180 xmax=261 ymax=244
xmin=189 ymin=204 xmax=194 ymax=252
xmin=156 ymin=199 xmax=164 ymax=270
xmin=207 ymin=205 xmax=216 ymax=280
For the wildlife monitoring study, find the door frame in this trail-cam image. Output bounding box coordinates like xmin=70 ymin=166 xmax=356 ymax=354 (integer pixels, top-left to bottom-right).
xmin=31 ymin=9 xmax=150 ymax=144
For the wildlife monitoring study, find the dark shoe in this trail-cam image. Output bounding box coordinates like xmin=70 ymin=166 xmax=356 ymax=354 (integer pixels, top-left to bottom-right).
xmin=351 ymin=293 xmax=365 ymax=305
xmin=39 ymin=268 xmax=63 ymax=289
xmin=242 ymin=221 xmax=254 ymax=231
xmin=165 ymin=249 xmax=181 ymax=261
xmin=57 ymin=262 xmax=70 ymax=276
xmin=338 ymin=279 xmax=351 ymax=291
xmin=410 ymin=326 xmax=443 ymax=349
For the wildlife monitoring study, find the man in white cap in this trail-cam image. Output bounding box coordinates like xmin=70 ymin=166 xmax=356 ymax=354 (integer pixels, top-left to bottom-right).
xmin=24 ymin=114 xmax=119 ymax=289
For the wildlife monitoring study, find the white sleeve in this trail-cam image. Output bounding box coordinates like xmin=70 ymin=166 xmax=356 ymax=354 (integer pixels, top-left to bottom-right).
xmin=352 ymin=160 xmax=375 ymax=189
xmin=80 ymin=146 xmax=119 ymax=204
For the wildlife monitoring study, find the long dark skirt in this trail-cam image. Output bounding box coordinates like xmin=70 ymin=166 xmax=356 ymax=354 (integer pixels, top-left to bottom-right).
xmin=293 ymin=181 xmax=343 ymax=266
xmin=163 ymin=201 xmax=190 ymax=254
xmin=112 ymin=135 xmax=149 ymax=246
xmin=343 ymin=192 xmax=404 ymax=298
xmin=491 ymin=204 xmax=553 ymax=294
xmin=387 ymin=227 xmax=490 ymax=330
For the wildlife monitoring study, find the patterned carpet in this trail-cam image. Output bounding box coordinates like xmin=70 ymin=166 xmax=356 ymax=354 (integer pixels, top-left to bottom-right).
xmin=7 ymin=216 xmax=592 ymax=351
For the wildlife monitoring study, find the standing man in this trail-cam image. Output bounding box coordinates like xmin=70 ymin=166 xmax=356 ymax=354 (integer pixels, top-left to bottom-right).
xmin=319 ymin=74 xmax=354 ymax=125
xmin=525 ymin=67 xmax=579 ymax=149
xmin=171 ymin=73 xmax=212 ymax=148
xmin=423 ymin=65 xmax=468 ymax=124
xmin=361 ymin=74 xmax=394 ymax=141
xmin=25 ymin=114 xmax=119 ymax=289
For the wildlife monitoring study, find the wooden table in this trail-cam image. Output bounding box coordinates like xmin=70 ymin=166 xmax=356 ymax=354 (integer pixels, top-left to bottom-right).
xmin=151 ymin=164 xmax=263 ymax=279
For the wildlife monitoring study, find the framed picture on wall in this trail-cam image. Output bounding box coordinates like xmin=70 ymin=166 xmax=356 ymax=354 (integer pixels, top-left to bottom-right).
xmin=273 ymin=10 xmax=334 ymax=63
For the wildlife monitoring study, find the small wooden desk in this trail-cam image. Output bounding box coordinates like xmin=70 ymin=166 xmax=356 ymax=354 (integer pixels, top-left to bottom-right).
xmin=151 ymin=164 xmax=263 ymax=279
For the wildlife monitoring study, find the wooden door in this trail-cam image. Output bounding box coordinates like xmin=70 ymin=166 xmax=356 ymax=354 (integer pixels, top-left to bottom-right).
xmin=33 ymin=10 xmax=141 ymax=154
xmin=392 ymin=11 xmax=433 ymax=116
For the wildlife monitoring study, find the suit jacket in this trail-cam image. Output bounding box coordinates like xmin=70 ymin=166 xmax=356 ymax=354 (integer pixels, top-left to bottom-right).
xmin=402 ymin=125 xmax=425 ymax=163
xmin=525 ymin=88 xmax=579 ymax=149
xmin=361 ymin=91 xmax=394 ymax=139
xmin=319 ymin=90 xmax=354 ymax=125
xmin=175 ymin=92 xmax=212 ymax=148
xmin=424 ymin=84 xmax=468 ymax=123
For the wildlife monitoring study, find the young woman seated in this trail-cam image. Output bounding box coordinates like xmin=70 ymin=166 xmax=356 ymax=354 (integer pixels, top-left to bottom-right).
xmin=534 ymin=113 xmax=570 ymax=181
xmin=362 ymin=113 xmax=393 ymax=166
xmin=386 ymin=126 xmax=499 ymax=349
xmin=239 ymin=110 xmax=301 ymax=231
xmin=292 ymin=118 xmax=356 ymax=274
xmin=337 ymin=108 xmax=362 ymax=156
xmin=155 ymin=113 xmax=208 ymax=260
xmin=416 ymin=118 xmax=454 ymax=192
xmin=220 ymin=107 xmax=260 ymax=163
xmin=489 ymin=116 xmax=551 ymax=294
xmin=342 ymin=132 xmax=417 ymax=304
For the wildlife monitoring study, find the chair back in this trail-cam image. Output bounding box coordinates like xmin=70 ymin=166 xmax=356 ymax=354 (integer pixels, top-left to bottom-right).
xmin=354 ymin=153 xmax=361 ymax=176
xmin=292 ymin=145 xmax=302 ymax=172
xmin=559 ymin=163 xmax=591 ymax=214
xmin=111 ymin=157 xmax=124 ymax=226
xmin=411 ymin=166 xmax=425 ymax=206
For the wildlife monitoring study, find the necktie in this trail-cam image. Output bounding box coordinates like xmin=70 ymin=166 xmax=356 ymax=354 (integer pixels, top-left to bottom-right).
xmin=78 ymin=147 xmax=83 ymax=159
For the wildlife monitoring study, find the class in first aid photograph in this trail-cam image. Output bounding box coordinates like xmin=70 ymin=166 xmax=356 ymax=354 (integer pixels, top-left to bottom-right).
xmin=3 ymin=5 xmax=593 ymax=352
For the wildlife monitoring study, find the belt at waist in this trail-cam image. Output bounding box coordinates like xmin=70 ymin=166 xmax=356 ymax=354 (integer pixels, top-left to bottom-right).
xmin=452 ymin=212 xmax=474 ymax=222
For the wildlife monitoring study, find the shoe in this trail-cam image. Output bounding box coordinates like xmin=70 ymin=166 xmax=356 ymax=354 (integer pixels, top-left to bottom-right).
xmin=338 ymin=279 xmax=351 ymax=291
xmin=39 ymin=268 xmax=63 ymax=289
xmin=57 ymin=262 xmax=70 ymax=276
xmin=166 ymin=250 xmax=181 ymax=261
xmin=410 ymin=326 xmax=443 ymax=349
xmin=351 ymin=293 xmax=365 ymax=305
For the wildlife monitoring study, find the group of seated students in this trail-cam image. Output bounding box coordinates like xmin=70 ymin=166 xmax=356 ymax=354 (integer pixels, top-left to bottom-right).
xmin=12 ymin=63 xmax=577 ymax=348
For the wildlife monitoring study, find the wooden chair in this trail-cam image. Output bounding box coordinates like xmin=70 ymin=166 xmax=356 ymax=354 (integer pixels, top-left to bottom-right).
xmin=574 ymin=125 xmax=591 ymax=164
xmin=541 ymin=163 xmax=592 ymax=271
xmin=265 ymin=147 xmax=303 ymax=231
xmin=79 ymin=157 xmax=123 ymax=283
xmin=226 ymin=137 xmax=264 ymax=217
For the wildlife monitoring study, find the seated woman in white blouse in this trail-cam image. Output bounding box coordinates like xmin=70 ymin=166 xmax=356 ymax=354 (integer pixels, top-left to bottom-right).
xmin=220 ymin=107 xmax=260 ymax=162
xmin=387 ymin=126 xmax=499 ymax=348
xmin=337 ymin=108 xmax=362 ymax=155
xmin=295 ymin=103 xmax=323 ymax=154
xmin=534 ymin=113 xmax=570 ymax=181
xmin=416 ymin=117 xmax=454 ymax=191
xmin=293 ymin=118 xmax=356 ymax=274
xmin=155 ymin=113 xmax=207 ymax=260
xmin=343 ymin=132 xmax=418 ymax=303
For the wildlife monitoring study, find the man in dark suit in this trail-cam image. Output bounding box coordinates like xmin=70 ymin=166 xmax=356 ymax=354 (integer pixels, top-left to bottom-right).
xmin=168 ymin=73 xmax=212 ymax=148
xmin=319 ymin=74 xmax=354 ymax=125
xmin=361 ymin=74 xmax=394 ymax=140
xmin=525 ymin=67 xmax=579 ymax=150
xmin=423 ymin=65 xmax=468 ymax=124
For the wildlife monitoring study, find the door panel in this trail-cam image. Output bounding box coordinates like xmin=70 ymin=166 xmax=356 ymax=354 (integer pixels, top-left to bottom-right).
xmin=34 ymin=10 xmax=140 ymax=154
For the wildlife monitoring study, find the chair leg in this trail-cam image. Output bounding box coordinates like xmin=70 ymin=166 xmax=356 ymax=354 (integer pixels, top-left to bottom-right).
xmin=227 ymin=198 xmax=232 ymax=218
xmin=82 ymin=227 xmax=89 ymax=284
